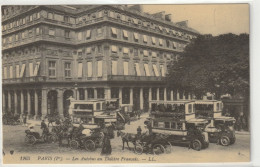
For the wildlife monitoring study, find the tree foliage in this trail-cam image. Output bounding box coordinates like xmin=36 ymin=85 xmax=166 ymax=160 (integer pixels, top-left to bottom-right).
xmin=167 ymin=33 xmax=249 ymax=99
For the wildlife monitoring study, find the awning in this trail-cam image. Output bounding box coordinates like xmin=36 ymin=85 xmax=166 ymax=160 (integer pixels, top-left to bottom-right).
xmin=152 ymin=52 xmax=157 ymax=58
xmin=133 ymin=33 xmax=139 ymax=40
xmin=123 ymin=47 xmax=129 ymax=54
xmin=152 ymin=37 xmax=156 ymax=44
xmin=33 ymin=62 xmax=40 ymax=76
xmin=111 ymin=27 xmax=117 ymax=35
xmin=86 ymin=47 xmax=91 ymax=54
xmin=123 ymin=30 xmax=128 ymax=38
xmin=111 ymin=45 xmax=117 ymax=53
xmin=143 ymin=50 xmax=148 ymax=56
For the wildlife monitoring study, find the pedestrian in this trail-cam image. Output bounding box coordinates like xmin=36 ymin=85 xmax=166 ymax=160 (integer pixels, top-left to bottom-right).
xmin=137 ymin=126 xmax=142 ymax=136
xmin=137 ymin=110 xmax=141 ymax=119
xmin=101 ymin=125 xmax=112 ymax=155
xmin=41 ymin=120 xmax=49 ymax=136
xmin=23 ymin=113 xmax=27 ymax=126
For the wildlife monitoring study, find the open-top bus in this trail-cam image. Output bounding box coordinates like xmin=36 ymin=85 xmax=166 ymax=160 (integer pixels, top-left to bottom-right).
xmin=149 ymin=100 xmax=209 ymax=151
xmin=194 ymin=100 xmax=236 ymax=146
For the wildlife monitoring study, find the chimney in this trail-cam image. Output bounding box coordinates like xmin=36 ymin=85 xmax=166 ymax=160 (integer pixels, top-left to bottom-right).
xmin=152 ymin=11 xmax=165 ymax=20
xmin=165 ymin=14 xmax=172 ymax=22
xmin=128 ymin=5 xmax=143 ymax=13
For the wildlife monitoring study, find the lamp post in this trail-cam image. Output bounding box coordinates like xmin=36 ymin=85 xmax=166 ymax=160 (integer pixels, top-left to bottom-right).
xmin=74 ymin=83 xmax=78 ymax=100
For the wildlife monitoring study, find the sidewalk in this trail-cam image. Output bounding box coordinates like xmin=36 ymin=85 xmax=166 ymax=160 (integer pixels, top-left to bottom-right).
xmin=235 ymin=130 xmax=250 ymax=135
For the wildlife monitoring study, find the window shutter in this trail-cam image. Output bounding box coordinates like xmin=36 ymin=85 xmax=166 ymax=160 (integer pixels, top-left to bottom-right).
xmin=97 ymin=61 xmax=103 ymax=77
xmin=153 ymin=65 xmax=160 ymax=76
xmin=159 ymin=39 xmax=163 ymax=45
xmin=33 ymin=62 xmax=40 ymax=76
xmin=144 ymin=64 xmax=150 ymax=76
xmin=9 ymin=66 xmax=13 ymax=78
xmin=16 ymin=65 xmax=20 ymax=78
xmin=123 ymin=30 xmax=128 ymax=38
xmin=77 ymin=62 xmax=83 ymax=78
xmin=143 ymin=35 xmax=147 ymax=43
xmin=111 ymin=27 xmax=117 ymax=35
xmin=29 ymin=63 xmax=34 ymax=76
xmin=123 ymin=62 xmax=128 ymax=75
xmin=87 ymin=62 xmax=92 ymax=77
xmin=112 ymin=61 xmax=117 ymax=75
xmin=133 ymin=33 xmax=139 ymax=40
xmin=135 ymin=63 xmax=141 ymax=76
xmin=20 ymin=64 xmax=26 ymax=77
xmin=86 ymin=30 xmax=91 ymax=39
xmin=152 ymin=37 xmax=156 ymax=44
xmin=160 ymin=65 xmax=165 ymax=77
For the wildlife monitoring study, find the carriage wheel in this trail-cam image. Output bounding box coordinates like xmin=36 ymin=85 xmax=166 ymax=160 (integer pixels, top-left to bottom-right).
xmin=164 ymin=142 xmax=173 ymax=154
xmin=220 ymin=136 xmax=230 ymax=146
xmin=152 ymin=144 xmax=166 ymax=155
xmin=70 ymin=140 xmax=79 ymax=149
xmin=49 ymin=134 xmax=58 ymax=143
xmin=192 ymin=139 xmax=202 ymax=151
xmin=84 ymin=140 xmax=96 ymax=152
xmin=25 ymin=135 xmax=36 ymax=145
xmin=134 ymin=143 xmax=143 ymax=155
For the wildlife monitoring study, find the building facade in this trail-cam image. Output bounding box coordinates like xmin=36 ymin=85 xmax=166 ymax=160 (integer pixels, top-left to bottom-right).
xmin=2 ymin=5 xmax=199 ymax=119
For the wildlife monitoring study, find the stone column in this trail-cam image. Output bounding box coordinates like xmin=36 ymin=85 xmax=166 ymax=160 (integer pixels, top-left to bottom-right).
xmin=8 ymin=91 xmax=11 ymax=111
xmin=34 ymin=90 xmax=38 ymax=119
xmin=27 ymin=90 xmax=31 ymax=118
xmin=164 ymin=88 xmax=167 ymax=102
xmin=84 ymin=89 xmax=88 ymax=100
xmin=21 ymin=91 xmax=24 ymax=114
xmin=130 ymin=88 xmax=133 ymax=105
xmin=2 ymin=92 xmax=6 ymax=112
xmin=119 ymin=87 xmax=122 ymax=106
xmin=105 ymin=88 xmax=111 ymax=99
xmin=140 ymin=88 xmax=144 ymax=110
xmin=14 ymin=91 xmax=18 ymax=114
xmin=41 ymin=89 xmax=47 ymax=119
xmin=177 ymin=90 xmax=180 ymax=100
xmin=148 ymin=88 xmax=152 ymax=109
xmin=57 ymin=89 xmax=64 ymax=118
xmin=170 ymin=90 xmax=174 ymax=101
xmin=77 ymin=89 xmax=80 ymax=100
xmin=157 ymin=88 xmax=160 ymax=101
xmin=94 ymin=88 xmax=97 ymax=99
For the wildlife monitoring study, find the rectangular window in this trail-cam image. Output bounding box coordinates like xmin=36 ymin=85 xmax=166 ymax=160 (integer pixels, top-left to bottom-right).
xmin=15 ymin=34 xmax=19 ymax=41
xmin=144 ymin=64 xmax=150 ymax=76
xmin=48 ymin=13 xmax=53 ymax=19
xmin=9 ymin=66 xmax=13 ymax=78
xmin=36 ymin=27 xmax=40 ymax=35
xmin=16 ymin=65 xmax=20 ymax=78
xmin=4 ymin=67 xmax=7 ymax=79
xmin=33 ymin=62 xmax=40 ymax=76
xmin=134 ymin=63 xmax=141 ymax=76
xmin=171 ymin=122 xmax=176 ymax=129
xmin=153 ymin=64 xmax=160 ymax=77
xmin=143 ymin=35 xmax=147 ymax=43
xmin=123 ymin=62 xmax=129 ymax=75
xmin=123 ymin=47 xmax=129 ymax=54
xmin=160 ymin=65 xmax=165 ymax=77
xmin=22 ymin=32 xmax=25 ymax=39
xmin=29 ymin=15 xmax=33 ymax=22
xmin=78 ymin=32 xmax=82 ymax=40
xmin=64 ymin=62 xmax=71 ymax=78
xmin=77 ymin=62 xmax=83 ymax=78
xmin=64 ymin=16 xmax=69 ymax=22
xmin=48 ymin=61 xmax=56 ymax=77
xmin=112 ymin=61 xmax=117 ymax=75
xmin=133 ymin=33 xmax=139 ymax=41
xmin=111 ymin=45 xmax=117 ymax=53
xmin=143 ymin=50 xmax=148 ymax=57
xmin=86 ymin=47 xmax=91 ymax=54
xmin=87 ymin=62 xmax=92 ymax=77
xmin=20 ymin=64 xmax=26 ymax=77
xmin=86 ymin=30 xmax=91 ymax=39
xmin=97 ymin=61 xmax=103 ymax=77
xmin=111 ymin=27 xmax=117 ymax=37
xmin=65 ymin=30 xmax=70 ymax=38
xmin=49 ymin=29 xmax=55 ymax=36
xmin=173 ymin=42 xmax=177 ymax=49
xmin=29 ymin=63 xmax=34 ymax=76
xmin=22 ymin=18 xmax=26 ymax=24
xmin=152 ymin=37 xmax=156 ymax=44
xmin=165 ymin=122 xmax=170 ymax=128
xmin=159 ymin=39 xmax=163 ymax=46
xmin=152 ymin=52 xmax=157 ymax=58
xmin=123 ymin=30 xmax=128 ymax=39
xmin=97 ymin=28 xmax=102 ymax=37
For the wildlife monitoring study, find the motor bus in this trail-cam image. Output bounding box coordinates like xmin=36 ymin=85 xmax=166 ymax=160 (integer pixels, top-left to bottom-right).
xmin=149 ymin=100 xmax=209 ymax=151
xmin=194 ymin=100 xmax=236 ymax=146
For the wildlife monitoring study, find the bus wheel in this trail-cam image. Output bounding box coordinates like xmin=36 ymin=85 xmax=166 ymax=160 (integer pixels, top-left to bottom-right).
xmin=192 ymin=139 xmax=202 ymax=151
xmin=84 ymin=140 xmax=96 ymax=152
xmin=220 ymin=136 xmax=230 ymax=146
xmin=70 ymin=140 xmax=79 ymax=149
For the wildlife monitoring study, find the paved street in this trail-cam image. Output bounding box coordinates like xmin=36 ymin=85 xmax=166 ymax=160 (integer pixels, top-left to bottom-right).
xmin=3 ymin=113 xmax=250 ymax=163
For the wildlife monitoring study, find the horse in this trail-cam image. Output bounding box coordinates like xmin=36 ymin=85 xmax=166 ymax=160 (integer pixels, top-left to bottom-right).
xmin=44 ymin=114 xmax=61 ymax=127
xmin=117 ymin=130 xmax=137 ymax=150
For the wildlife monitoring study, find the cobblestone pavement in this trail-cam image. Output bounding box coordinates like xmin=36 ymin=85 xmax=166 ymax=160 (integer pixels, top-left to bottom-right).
xmin=2 ymin=112 xmax=250 ymax=163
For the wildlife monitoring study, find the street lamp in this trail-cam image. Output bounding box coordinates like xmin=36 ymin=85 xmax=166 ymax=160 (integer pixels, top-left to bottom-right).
xmin=74 ymin=83 xmax=78 ymax=100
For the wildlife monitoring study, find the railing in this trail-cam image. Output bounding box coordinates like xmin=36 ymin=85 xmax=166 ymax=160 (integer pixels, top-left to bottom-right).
xmin=107 ymin=75 xmax=165 ymax=82
xmin=2 ymin=76 xmax=47 ymax=84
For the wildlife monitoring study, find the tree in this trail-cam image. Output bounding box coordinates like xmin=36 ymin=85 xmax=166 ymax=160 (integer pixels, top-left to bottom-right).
xmin=167 ymin=33 xmax=249 ymax=100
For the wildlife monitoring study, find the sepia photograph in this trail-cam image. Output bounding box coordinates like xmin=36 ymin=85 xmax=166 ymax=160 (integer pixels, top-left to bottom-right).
xmin=1 ymin=4 xmax=250 ymax=164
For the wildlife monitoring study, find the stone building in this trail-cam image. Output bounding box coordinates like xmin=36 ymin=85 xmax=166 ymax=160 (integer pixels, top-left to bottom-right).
xmin=2 ymin=5 xmax=199 ymax=119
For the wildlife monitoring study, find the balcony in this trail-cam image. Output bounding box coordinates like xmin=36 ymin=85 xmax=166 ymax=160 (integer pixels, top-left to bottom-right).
xmin=2 ymin=76 xmax=47 ymax=84
xmin=107 ymin=75 xmax=166 ymax=82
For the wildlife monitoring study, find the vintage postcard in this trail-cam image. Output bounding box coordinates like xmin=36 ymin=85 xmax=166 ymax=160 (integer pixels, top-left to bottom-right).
xmin=1 ymin=4 xmax=250 ymax=164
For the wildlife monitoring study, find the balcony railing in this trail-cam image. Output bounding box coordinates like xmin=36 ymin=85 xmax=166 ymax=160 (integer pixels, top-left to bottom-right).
xmin=107 ymin=75 xmax=165 ymax=82
xmin=2 ymin=76 xmax=47 ymax=84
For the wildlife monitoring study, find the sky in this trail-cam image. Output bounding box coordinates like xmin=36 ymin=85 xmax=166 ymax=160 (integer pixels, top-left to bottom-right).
xmin=142 ymin=4 xmax=249 ymax=36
